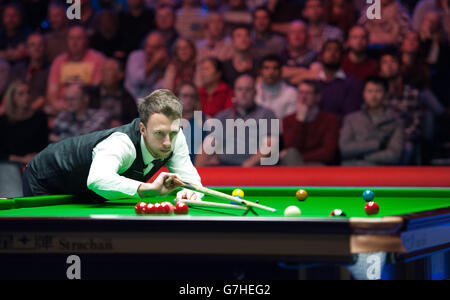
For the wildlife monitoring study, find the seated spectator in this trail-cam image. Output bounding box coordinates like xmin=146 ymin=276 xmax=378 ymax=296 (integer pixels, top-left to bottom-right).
xmin=155 ymin=5 xmax=179 ymax=56
xmin=379 ymin=52 xmax=424 ymax=164
xmin=255 ymin=55 xmax=298 ymax=121
xmin=0 ymin=3 xmax=30 ymax=65
xmin=413 ymin=0 xmax=450 ymax=41
xmin=90 ymin=10 xmax=126 ymax=60
xmin=341 ymin=25 xmax=379 ymax=82
xmin=281 ymin=79 xmax=339 ymax=166
xmin=251 ymin=7 xmax=286 ymax=60
xmin=198 ymin=57 xmax=233 ymax=117
xmin=302 ymin=0 xmax=344 ymax=52
xmin=78 ymin=0 xmax=97 ymax=37
xmin=7 ymin=33 xmax=49 ymax=113
xmin=222 ymin=0 xmax=253 ymax=34
xmin=0 ymin=59 xmax=10 ymax=98
xmin=317 ymin=39 xmax=364 ymax=120
xmin=176 ymin=82 xmax=206 ymax=163
xmin=324 ymin=0 xmax=359 ymax=36
xmin=47 ymin=25 xmax=106 ymax=114
xmin=195 ymin=74 xmax=277 ymax=167
xmin=163 ymin=38 xmax=198 ymax=91
xmin=340 ymin=76 xmax=404 ymax=166
xmin=175 ymin=0 xmax=209 ymax=41
xmin=281 ymin=20 xmax=320 ymax=86
xmin=118 ymin=0 xmax=155 ymax=55
xmin=88 ymin=58 xmax=138 ymax=127
xmin=125 ymin=31 xmax=169 ymax=99
xmin=44 ymin=2 xmax=69 ymax=62
xmin=196 ymin=12 xmax=234 ymax=62
xmin=51 ymin=83 xmax=111 ymax=142
xmin=358 ymin=0 xmax=411 ymax=46
xmin=400 ymin=30 xmax=431 ymax=90
xmin=222 ymin=26 xmax=257 ymax=86
xmin=269 ymin=0 xmax=304 ymax=36
xmin=0 ymin=80 xmax=49 ymax=167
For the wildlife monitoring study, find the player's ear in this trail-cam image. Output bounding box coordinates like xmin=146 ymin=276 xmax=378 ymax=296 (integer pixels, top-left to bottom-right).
xmin=139 ymin=122 xmax=146 ymax=136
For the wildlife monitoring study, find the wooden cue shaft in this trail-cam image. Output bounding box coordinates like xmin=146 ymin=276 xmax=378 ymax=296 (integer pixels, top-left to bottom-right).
xmin=179 ymin=199 xmax=248 ymax=211
xmin=174 ymin=178 xmax=277 ymax=212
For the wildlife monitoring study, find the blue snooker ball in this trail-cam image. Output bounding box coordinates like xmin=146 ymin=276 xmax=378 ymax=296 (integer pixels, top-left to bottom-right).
xmin=230 ymin=195 xmax=243 ymax=205
xmin=363 ymin=190 xmax=375 ymax=202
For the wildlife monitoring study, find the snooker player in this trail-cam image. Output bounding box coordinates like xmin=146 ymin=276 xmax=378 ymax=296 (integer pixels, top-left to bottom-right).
xmin=22 ymin=89 xmax=202 ymax=202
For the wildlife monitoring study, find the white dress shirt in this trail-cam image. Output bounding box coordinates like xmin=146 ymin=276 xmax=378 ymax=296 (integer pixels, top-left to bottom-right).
xmin=87 ymin=129 xmax=202 ymax=200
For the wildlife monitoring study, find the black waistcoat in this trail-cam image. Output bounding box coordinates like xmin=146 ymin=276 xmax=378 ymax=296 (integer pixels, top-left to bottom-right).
xmin=28 ymin=119 xmax=171 ymax=201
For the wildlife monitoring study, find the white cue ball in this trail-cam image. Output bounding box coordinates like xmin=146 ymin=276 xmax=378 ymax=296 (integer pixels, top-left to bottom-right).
xmin=284 ymin=206 xmax=301 ymax=217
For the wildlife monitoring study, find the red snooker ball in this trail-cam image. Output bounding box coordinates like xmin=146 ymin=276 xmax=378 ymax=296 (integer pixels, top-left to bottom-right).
xmin=135 ymin=202 xmax=147 ymax=215
xmin=174 ymin=202 xmax=189 ymax=215
xmin=143 ymin=203 xmax=154 ymax=215
xmin=364 ymin=201 xmax=380 ymax=215
xmin=161 ymin=202 xmax=174 ymax=215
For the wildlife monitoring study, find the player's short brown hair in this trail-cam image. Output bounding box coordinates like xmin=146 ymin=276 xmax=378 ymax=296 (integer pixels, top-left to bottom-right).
xmin=138 ymin=89 xmax=183 ymax=126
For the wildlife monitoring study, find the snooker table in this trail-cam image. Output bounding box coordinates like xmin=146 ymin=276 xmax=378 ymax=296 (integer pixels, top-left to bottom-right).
xmin=0 ymin=187 xmax=449 ymax=280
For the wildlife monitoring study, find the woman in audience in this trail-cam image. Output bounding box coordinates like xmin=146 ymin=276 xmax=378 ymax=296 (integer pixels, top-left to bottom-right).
xmin=197 ymin=57 xmax=233 ymax=118
xmin=162 ymin=38 xmax=198 ymax=91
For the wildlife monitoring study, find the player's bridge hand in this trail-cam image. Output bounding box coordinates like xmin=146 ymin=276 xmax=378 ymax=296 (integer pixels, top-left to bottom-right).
xmin=137 ymin=172 xmax=182 ymax=198
xmin=176 ymin=190 xmax=200 ymax=202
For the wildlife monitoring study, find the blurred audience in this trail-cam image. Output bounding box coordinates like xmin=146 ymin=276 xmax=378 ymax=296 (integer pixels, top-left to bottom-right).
xmin=340 ymin=76 xmax=404 ymax=165
xmin=0 ymin=59 xmax=9 ymax=97
xmin=163 ymin=38 xmax=198 ymax=90
xmin=88 ymin=58 xmax=138 ymax=127
xmin=281 ymin=79 xmax=339 ymax=165
xmin=44 ymin=2 xmax=69 ymax=62
xmin=0 ymin=3 xmax=30 ymax=65
xmin=255 ymin=55 xmax=298 ymax=121
xmin=175 ymin=0 xmax=209 ymax=41
xmin=90 ymin=10 xmax=126 ymax=60
xmin=155 ymin=5 xmax=180 ymax=56
xmin=302 ymin=0 xmax=344 ymax=52
xmin=358 ymin=0 xmax=411 ymax=46
xmin=196 ymin=74 xmax=276 ymax=167
xmin=222 ymin=0 xmax=253 ymax=34
xmin=51 ymin=83 xmax=111 ymax=142
xmin=342 ymin=25 xmax=379 ymax=82
xmin=324 ymin=0 xmax=359 ymax=36
xmin=47 ymin=25 xmax=106 ymax=113
xmin=125 ymin=31 xmax=169 ymax=99
xmin=251 ymin=7 xmax=285 ymax=60
xmin=198 ymin=57 xmax=233 ymax=117
xmin=413 ymin=0 xmax=450 ymax=41
xmin=196 ymin=12 xmax=234 ymax=62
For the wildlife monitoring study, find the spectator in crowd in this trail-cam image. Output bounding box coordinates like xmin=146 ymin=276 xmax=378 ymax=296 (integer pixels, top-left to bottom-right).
xmin=324 ymin=0 xmax=359 ymax=36
xmin=51 ymin=83 xmax=111 ymax=142
xmin=281 ymin=79 xmax=339 ymax=166
xmin=202 ymin=0 xmax=227 ymax=12
xmin=340 ymin=76 xmax=404 ymax=166
xmin=400 ymin=30 xmax=431 ymax=90
xmin=379 ymin=52 xmax=424 ymax=164
xmin=8 ymin=33 xmax=50 ymax=111
xmin=317 ymin=39 xmax=364 ymax=120
xmin=222 ymin=0 xmax=253 ymax=34
xmin=281 ymin=20 xmax=320 ymax=86
xmin=118 ymin=0 xmax=155 ymax=55
xmin=413 ymin=0 xmax=450 ymax=40
xmin=222 ymin=26 xmax=257 ymax=86
xmin=198 ymin=57 xmax=233 ymax=117
xmin=195 ymin=74 xmax=277 ymax=167
xmin=0 ymin=59 xmax=10 ymax=98
xmin=251 ymin=7 xmax=286 ymax=60
xmin=0 ymin=3 xmax=30 ymax=65
xmin=196 ymin=12 xmax=234 ymax=62
xmin=255 ymin=55 xmax=298 ymax=121
xmin=78 ymin=0 xmax=97 ymax=36
xmin=269 ymin=0 xmax=304 ymax=35
xmin=175 ymin=0 xmax=209 ymax=41
xmin=155 ymin=5 xmax=179 ymax=56
xmin=418 ymin=10 xmax=450 ymax=108
xmin=341 ymin=25 xmax=379 ymax=82
xmin=88 ymin=58 xmax=138 ymax=127
xmin=44 ymin=2 xmax=69 ymax=62
xmin=176 ymin=82 xmax=206 ymax=163
xmin=0 ymin=80 xmax=49 ymax=166
xmin=358 ymin=0 xmax=411 ymax=46
xmin=47 ymin=25 xmax=106 ymax=113
xmin=90 ymin=10 xmax=126 ymax=60
xmin=302 ymin=0 xmax=344 ymax=52
xmin=125 ymin=31 xmax=169 ymax=99
xmin=163 ymin=38 xmax=198 ymax=91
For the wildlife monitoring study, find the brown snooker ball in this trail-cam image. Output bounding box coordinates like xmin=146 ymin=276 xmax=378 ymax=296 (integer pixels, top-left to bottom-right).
xmin=296 ymin=189 xmax=308 ymax=201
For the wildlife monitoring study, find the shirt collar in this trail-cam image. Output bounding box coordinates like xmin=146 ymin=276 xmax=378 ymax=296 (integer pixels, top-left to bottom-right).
xmin=140 ymin=135 xmax=154 ymax=167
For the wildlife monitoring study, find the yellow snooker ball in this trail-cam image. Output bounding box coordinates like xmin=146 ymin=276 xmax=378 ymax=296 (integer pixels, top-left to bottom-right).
xmin=232 ymin=189 xmax=244 ymax=198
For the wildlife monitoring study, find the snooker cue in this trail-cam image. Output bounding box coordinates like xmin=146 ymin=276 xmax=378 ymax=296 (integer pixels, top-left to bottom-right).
xmin=173 ymin=178 xmax=277 ymax=213
xmin=178 ymin=199 xmax=248 ymax=211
